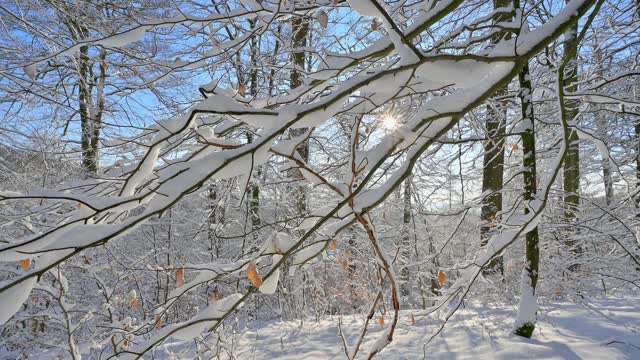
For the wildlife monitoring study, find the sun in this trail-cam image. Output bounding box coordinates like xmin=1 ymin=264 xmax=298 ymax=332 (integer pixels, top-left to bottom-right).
xmin=381 ymin=114 xmax=397 ymax=129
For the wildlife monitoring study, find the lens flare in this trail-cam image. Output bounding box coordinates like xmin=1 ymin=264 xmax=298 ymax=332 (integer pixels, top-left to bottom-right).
xmin=382 ymin=114 xmax=397 ymax=129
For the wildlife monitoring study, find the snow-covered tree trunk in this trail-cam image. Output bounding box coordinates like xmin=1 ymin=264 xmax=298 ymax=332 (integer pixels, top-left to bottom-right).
xmin=562 ymin=9 xmax=581 ymax=222
xmin=561 ymin=7 xmax=583 ymax=265
xmin=401 ymin=177 xmax=412 ymax=298
xmin=514 ymin=62 xmax=540 ymax=338
xmin=636 ymin=117 xmax=640 ymax=212
xmin=480 ymin=0 xmax=511 ymax=276
xmin=248 ymin=18 xmax=262 ymax=232
xmin=290 ymin=17 xmax=311 ymax=216
xmin=67 ymin=15 xmax=104 ymax=176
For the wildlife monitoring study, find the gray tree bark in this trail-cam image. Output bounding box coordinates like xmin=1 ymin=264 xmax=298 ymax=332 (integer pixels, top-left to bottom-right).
xmin=290 ymin=17 xmax=310 ymax=215
xmin=480 ymin=0 xmax=511 ymax=276
xmin=563 ymin=14 xmax=581 ymax=220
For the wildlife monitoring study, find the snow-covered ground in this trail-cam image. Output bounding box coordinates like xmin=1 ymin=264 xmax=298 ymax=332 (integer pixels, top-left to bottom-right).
xmin=154 ymin=294 xmax=640 ymax=359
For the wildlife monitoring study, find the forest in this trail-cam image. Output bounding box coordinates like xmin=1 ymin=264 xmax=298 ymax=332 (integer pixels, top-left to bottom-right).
xmin=0 ymin=0 xmax=639 ymax=359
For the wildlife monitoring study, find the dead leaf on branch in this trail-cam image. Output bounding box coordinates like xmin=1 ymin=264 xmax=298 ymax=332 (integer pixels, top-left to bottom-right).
xmin=20 ymin=258 xmax=31 ymax=270
xmin=338 ymin=256 xmax=348 ymax=271
xmin=371 ymin=18 xmax=382 ymax=31
xmin=247 ymin=261 xmax=263 ymax=287
xmin=176 ymin=267 xmax=185 ymax=288
xmin=438 ymin=271 xmax=446 ymax=286
xmin=238 ymin=84 xmax=247 ymax=96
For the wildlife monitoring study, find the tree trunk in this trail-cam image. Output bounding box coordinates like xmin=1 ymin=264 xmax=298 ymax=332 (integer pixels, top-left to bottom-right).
xmin=561 ymin=5 xmax=582 ymax=265
xmin=514 ymin=62 xmax=540 ymax=338
xmin=563 ymin=16 xmax=580 ymax=220
xmin=480 ymin=0 xmax=511 ymax=276
xmin=78 ymin=44 xmax=99 ymax=175
xmin=592 ymin=49 xmax=613 ymax=206
xmin=636 ymin=120 xmax=640 ymax=212
xmin=596 ymin=112 xmax=613 ymax=205
xmin=248 ymin=18 xmax=261 ymax=231
xmin=290 ymin=17 xmax=310 ymax=215
xmin=480 ymin=95 xmax=506 ymax=276
xmin=70 ymin=15 xmax=102 ymax=177
xmin=401 ymin=178 xmax=412 ymax=298
xmin=208 ymin=183 xmax=225 ymax=259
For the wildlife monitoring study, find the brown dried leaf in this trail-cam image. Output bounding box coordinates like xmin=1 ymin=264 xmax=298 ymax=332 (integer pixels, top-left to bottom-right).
xmin=238 ymin=84 xmax=247 ymax=96
xmin=20 ymin=258 xmax=31 ymax=270
xmin=338 ymin=258 xmax=348 ymax=271
xmin=371 ymin=18 xmax=381 ymax=31
xmin=155 ymin=315 xmax=162 ymax=329
xmin=379 ymin=316 xmax=385 ymax=327
xmin=130 ymin=299 xmax=140 ymax=307
xmin=438 ymin=271 xmax=446 ymax=286
xmin=247 ymin=261 xmax=263 ymax=287
xmin=176 ymin=267 xmax=185 ymax=288
xmin=329 ymin=240 xmax=337 ymax=250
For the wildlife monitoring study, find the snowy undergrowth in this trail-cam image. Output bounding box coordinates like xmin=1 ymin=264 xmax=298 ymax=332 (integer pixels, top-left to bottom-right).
xmin=141 ymin=294 xmax=638 ymax=359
